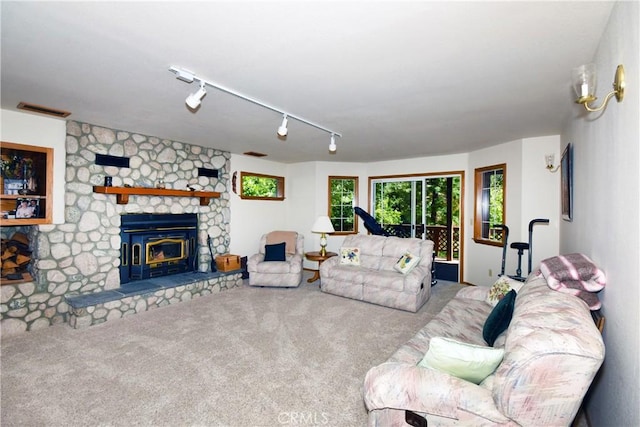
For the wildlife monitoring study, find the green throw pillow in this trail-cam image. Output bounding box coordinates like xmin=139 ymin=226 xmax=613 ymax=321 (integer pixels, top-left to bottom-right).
xmin=483 ymin=289 xmax=517 ymax=346
xmin=418 ymin=337 xmax=505 ymax=384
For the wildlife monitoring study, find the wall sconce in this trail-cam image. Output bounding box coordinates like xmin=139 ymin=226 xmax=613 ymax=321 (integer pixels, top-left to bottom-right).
xmin=572 ymin=63 xmax=625 ymax=112
xmin=545 ymin=154 xmax=559 ymax=173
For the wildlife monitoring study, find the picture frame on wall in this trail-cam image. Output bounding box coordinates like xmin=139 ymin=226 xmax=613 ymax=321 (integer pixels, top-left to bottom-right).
xmin=561 ymin=143 xmax=573 ymax=222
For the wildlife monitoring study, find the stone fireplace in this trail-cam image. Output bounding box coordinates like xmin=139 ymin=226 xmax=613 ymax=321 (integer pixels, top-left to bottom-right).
xmin=1 ymin=121 xmax=240 ymax=335
xmin=119 ymin=213 xmax=198 ymax=283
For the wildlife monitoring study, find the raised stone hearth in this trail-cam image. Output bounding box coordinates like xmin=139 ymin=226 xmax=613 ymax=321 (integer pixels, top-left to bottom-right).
xmin=66 ymin=271 xmax=242 ymax=329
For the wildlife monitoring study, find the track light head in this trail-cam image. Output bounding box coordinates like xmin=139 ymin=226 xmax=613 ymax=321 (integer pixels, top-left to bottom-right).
xmin=186 ymin=83 xmax=206 ymax=109
xmin=277 ymin=115 xmax=288 ymax=137
xmin=329 ymin=134 xmax=337 ymax=152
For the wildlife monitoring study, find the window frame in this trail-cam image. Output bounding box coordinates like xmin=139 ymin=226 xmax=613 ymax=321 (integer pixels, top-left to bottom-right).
xmin=239 ymin=171 xmax=285 ymax=201
xmin=473 ymin=163 xmax=506 ymax=247
xmin=327 ymin=175 xmax=359 ymax=235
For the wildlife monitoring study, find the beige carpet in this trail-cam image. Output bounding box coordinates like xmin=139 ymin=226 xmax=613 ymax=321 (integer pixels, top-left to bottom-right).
xmin=1 ymin=272 xmax=463 ymax=427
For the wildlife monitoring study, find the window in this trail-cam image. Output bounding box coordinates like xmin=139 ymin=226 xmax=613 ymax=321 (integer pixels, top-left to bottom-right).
xmin=328 ymin=176 xmax=358 ymax=234
xmin=473 ymin=164 xmax=506 ymax=246
xmin=240 ymin=171 xmax=285 ymax=200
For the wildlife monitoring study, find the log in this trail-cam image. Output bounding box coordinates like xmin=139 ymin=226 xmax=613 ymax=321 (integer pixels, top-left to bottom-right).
xmin=10 ymin=232 xmax=29 ymax=246
xmin=1 ymin=249 xmax=14 ymax=260
xmin=2 ymin=259 xmax=18 ymax=269
xmin=15 ymin=254 xmax=31 ymax=265
xmin=0 ymin=233 xmax=32 ymax=280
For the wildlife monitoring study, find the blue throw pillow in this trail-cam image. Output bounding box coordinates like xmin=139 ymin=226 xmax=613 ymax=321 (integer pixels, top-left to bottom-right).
xmin=264 ymin=242 xmax=286 ymax=262
xmin=483 ymin=289 xmax=517 ymax=346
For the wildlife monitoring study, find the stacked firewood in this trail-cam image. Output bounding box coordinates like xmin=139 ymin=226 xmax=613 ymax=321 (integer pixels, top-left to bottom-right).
xmin=1 ymin=232 xmax=32 ymax=280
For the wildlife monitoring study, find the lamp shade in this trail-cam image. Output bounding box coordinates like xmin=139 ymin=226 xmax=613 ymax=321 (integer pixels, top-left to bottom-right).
xmin=572 ymin=63 xmax=597 ymax=103
xmin=311 ymin=216 xmax=335 ymax=234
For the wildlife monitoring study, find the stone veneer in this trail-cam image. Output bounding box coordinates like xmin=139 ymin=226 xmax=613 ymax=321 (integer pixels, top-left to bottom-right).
xmin=66 ymin=272 xmax=241 ymax=329
xmin=1 ymin=121 xmax=237 ymax=336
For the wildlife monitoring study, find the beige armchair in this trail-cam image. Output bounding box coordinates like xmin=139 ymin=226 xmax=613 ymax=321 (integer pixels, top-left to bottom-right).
xmin=247 ymin=231 xmax=304 ymax=287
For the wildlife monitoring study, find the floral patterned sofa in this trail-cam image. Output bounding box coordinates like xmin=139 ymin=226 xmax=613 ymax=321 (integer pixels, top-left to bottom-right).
xmin=363 ymin=272 xmax=605 ymax=426
xmin=319 ymin=234 xmax=434 ymax=312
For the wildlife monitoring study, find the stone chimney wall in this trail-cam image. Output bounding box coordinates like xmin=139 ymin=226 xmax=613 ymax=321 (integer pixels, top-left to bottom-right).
xmin=1 ymin=121 xmax=230 ymax=335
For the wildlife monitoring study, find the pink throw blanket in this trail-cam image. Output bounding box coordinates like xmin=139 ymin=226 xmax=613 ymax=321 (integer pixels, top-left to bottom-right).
xmin=539 ymin=253 xmax=606 ymax=310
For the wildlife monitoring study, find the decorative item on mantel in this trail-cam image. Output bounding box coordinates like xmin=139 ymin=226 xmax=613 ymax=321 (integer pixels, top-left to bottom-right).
xmin=156 ymin=173 xmax=166 ymax=189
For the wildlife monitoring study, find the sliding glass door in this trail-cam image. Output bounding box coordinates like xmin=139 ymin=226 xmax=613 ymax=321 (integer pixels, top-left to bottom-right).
xmin=371 ymin=173 xmax=462 ymax=281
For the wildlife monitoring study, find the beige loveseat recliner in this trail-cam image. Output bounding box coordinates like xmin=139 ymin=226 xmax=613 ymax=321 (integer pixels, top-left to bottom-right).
xmin=247 ymin=231 xmax=304 ymax=288
xmin=363 ymin=272 xmax=605 ymax=426
xmin=319 ymin=234 xmax=434 ymax=312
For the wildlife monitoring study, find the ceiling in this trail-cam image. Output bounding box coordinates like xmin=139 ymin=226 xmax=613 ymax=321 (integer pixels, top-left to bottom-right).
xmin=1 ymin=1 xmax=614 ymax=163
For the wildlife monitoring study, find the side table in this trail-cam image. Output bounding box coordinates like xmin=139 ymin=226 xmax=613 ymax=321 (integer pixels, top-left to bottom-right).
xmin=304 ymin=251 xmax=337 ymax=283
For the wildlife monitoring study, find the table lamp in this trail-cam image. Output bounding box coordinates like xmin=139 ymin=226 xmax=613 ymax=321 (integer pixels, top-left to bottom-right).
xmin=311 ymin=216 xmax=335 ymax=256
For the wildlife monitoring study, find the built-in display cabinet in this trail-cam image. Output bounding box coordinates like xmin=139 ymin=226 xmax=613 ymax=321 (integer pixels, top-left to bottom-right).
xmin=0 ymin=141 xmax=53 ymax=226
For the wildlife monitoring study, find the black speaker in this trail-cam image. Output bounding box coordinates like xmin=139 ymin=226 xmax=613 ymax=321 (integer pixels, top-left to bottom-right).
xmin=198 ymin=167 xmax=218 ymax=178
xmin=95 ymin=154 xmax=130 ymax=168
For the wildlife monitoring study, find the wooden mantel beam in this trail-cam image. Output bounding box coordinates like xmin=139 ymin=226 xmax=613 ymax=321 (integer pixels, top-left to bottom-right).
xmin=93 ymin=186 xmax=221 ymax=206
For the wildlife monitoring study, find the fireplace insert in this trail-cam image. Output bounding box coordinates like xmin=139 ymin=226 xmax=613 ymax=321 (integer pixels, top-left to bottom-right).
xmin=120 ymin=213 xmax=198 ymax=284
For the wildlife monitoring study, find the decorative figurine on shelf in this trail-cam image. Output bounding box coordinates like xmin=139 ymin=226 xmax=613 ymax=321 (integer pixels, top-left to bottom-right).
xmin=1 ymin=155 xmax=35 ymax=195
xmin=156 ymin=173 xmax=166 ymax=189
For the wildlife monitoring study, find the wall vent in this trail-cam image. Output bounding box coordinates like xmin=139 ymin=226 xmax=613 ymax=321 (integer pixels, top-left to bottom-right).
xmin=243 ymin=151 xmax=267 ymax=157
xmin=17 ymin=102 xmax=71 ymax=118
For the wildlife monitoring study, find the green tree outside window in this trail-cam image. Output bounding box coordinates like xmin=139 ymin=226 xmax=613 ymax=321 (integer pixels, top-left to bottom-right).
xmin=328 ymin=176 xmax=358 ymax=234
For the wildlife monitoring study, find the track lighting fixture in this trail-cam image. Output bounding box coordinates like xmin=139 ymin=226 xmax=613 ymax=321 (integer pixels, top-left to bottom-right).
xmin=277 ymin=114 xmax=288 ymax=137
xmin=185 ymin=82 xmax=207 ymax=109
xmin=169 ymin=66 xmax=342 ymax=152
xmin=329 ymin=134 xmax=337 ymax=152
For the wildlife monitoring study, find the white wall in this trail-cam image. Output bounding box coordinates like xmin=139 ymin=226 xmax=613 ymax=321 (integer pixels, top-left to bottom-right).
xmin=520 ymin=136 xmax=561 ymax=271
xmin=463 ymin=137 xmax=561 ymax=286
xmin=1 ymin=109 xmax=66 ymax=224
xmin=307 ymin=161 xmax=368 ymax=268
xmin=466 ymin=140 xmax=523 ymax=286
xmin=561 ymin=2 xmax=639 ymax=425
xmin=228 ymin=154 xmax=291 ymax=257
xmin=288 ymin=161 xmax=320 ymax=264
xmin=232 ymin=145 xmax=560 ymax=283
